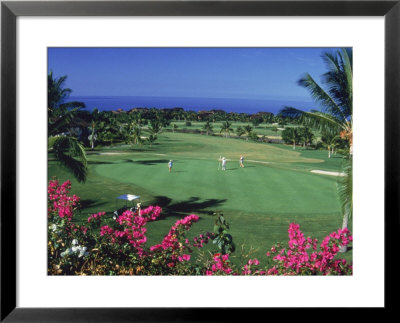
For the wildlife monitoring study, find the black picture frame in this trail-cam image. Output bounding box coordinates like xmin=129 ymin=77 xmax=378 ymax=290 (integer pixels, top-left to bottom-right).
xmin=1 ymin=0 xmax=398 ymax=321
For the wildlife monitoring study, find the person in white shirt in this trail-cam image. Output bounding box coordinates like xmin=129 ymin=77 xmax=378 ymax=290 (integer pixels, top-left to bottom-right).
xmin=239 ymin=155 xmax=244 ymax=168
xmin=221 ymin=157 xmax=227 ymax=171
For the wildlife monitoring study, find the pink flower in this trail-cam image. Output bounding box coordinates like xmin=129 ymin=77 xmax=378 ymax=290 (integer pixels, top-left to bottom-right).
xmin=182 ymin=254 xmax=190 ymax=261
xmin=81 ymin=226 xmax=88 ymax=235
xmin=100 ymin=225 xmax=113 ymax=236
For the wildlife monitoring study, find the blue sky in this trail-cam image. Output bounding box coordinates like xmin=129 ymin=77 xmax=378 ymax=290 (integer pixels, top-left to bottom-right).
xmin=48 ymin=47 xmax=344 ymax=101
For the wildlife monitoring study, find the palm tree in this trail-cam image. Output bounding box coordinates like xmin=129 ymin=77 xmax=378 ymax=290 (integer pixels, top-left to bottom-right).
xmin=89 ymin=108 xmax=101 ymax=150
xmin=236 ymin=126 xmax=245 ymax=138
xmin=220 ymin=121 xmax=233 ymax=138
xmin=134 ymin=112 xmax=147 ymax=127
xmin=320 ymin=131 xmax=340 ymax=158
xmin=298 ymin=126 xmax=315 ymax=148
xmin=279 ymin=48 xmax=353 ymax=249
xmin=48 ymin=72 xmax=88 ymax=182
xmin=202 ymin=121 xmax=213 ymax=136
xmin=149 ymin=119 xmax=163 ymax=136
xmin=101 ymin=116 xmax=122 ymax=145
xmin=337 ymin=157 xmax=352 ymax=252
xmin=48 ymin=136 xmax=87 ymax=183
xmin=280 ymin=48 xmax=352 ymax=154
xmin=123 ymin=122 xmax=134 ymax=144
xmin=243 ymin=124 xmax=253 ymax=141
xmin=48 ymin=71 xmax=86 ymax=115
xmin=147 ymin=134 xmax=157 ymax=147
xmin=131 ymin=124 xmax=143 ymax=146
xmin=281 ymin=127 xmax=300 ymax=149
xmin=101 ymin=115 xmax=120 ymax=144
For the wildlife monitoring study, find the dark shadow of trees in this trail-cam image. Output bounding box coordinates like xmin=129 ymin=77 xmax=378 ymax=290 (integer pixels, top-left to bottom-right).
xmin=124 ymin=159 xmax=170 ymax=165
xmin=87 ymin=160 xmax=115 ymax=165
xmin=79 ymin=199 xmax=108 ymax=210
xmin=150 ymin=195 xmax=227 ymax=220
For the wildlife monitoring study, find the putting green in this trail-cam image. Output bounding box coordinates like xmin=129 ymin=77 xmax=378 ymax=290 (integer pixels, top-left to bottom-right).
xmin=95 ymin=156 xmax=341 ymax=217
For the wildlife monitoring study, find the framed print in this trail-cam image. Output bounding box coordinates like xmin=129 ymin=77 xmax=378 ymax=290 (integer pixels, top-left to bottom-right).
xmin=1 ymin=0 xmax=399 ymax=321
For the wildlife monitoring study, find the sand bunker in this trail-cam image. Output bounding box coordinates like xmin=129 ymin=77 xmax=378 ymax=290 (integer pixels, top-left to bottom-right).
xmin=311 ymin=170 xmax=346 ymax=177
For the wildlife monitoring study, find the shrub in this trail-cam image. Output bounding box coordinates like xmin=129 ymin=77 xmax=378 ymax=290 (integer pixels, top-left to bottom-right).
xmin=48 ymin=179 xmax=352 ymax=276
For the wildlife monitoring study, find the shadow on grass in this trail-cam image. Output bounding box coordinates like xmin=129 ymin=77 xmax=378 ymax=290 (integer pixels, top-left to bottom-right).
xmin=87 ymin=160 xmax=115 ymax=165
xmin=124 ymin=159 xmax=171 ymax=165
xmin=80 ymin=199 xmax=108 ymax=210
xmin=151 ymin=195 xmax=227 ymax=219
xmin=127 ymin=147 xmax=156 ymax=152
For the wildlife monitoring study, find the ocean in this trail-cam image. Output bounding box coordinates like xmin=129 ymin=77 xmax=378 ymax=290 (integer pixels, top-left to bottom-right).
xmin=69 ymin=96 xmax=316 ymax=115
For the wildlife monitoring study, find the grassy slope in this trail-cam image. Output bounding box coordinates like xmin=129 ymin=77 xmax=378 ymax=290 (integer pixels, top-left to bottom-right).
xmin=48 ymin=131 xmax=352 ymax=264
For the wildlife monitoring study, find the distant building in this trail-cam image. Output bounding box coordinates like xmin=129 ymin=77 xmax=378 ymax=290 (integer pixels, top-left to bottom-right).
xmin=112 ymin=108 xmax=125 ymax=114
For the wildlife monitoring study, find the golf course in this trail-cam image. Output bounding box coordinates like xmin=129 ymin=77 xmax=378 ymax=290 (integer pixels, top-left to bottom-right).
xmin=48 ymin=47 xmax=353 ymax=275
xmin=48 ymin=130 xmax=352 ymax=264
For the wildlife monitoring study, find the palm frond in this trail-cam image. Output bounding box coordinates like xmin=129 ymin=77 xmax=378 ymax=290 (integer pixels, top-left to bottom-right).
xmin=298 ymin=73 xmax=347 ymax=122
xmin=320 ymin=49 xmax=352 ymax=118
xmin=49 ymin=136 xmax=87 ymax=182
xmin=48 ymin=108 xmax=81 ymax=136
xmin=340 ymin=48 xmax=353 ymax=115
xmin=279 ymin=106 xmax=343 ymax=136
xmin=321 ymin=51 xmax=340 ymax=73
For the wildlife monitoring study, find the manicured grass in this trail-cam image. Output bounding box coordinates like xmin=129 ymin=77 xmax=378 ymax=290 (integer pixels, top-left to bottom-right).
xmin=48 ymin=131 xmax=352 ymax=265
xmin=167 ymin=121 xmax=284 ymax=138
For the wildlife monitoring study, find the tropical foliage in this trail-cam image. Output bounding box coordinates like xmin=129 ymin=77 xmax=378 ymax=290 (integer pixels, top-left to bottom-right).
xmin=281 ymin=127 xmax=300 ymax=149
xmin=279 ymin=48 xmax=353 ymax=247
xmin=48 ymin=72 xmax=88 ymax=182
xmin=220 ymin=121 xmax=233 ymax=138
xmin=202 ymin=121 xmax=214 ymax=136
xmin=279 ymin=48 xmax=352 ymax=154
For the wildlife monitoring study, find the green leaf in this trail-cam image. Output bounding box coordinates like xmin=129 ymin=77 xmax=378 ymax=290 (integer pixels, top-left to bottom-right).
xmin=224 ymin=234 xmax=233 ymax=243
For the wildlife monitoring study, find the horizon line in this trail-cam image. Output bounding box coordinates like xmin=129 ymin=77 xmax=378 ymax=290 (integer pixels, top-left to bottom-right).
xmin=69 ymin=94 xmax=315 ymax=102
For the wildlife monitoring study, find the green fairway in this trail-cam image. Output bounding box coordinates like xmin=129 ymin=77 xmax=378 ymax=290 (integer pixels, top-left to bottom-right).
xmin=95 ymin=156 xmax=340 ymax=217
xmin=48 ymin=131 xmax=352 ymax=264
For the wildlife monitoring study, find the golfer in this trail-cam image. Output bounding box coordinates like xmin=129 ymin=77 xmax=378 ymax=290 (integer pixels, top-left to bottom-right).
xmin=168 ymin=160 xmax=173 ymax=172
xmin=221 ymin=157 xmax=227 ymax=171
xmin=239 ymin=155 xmax=244 ymax=168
